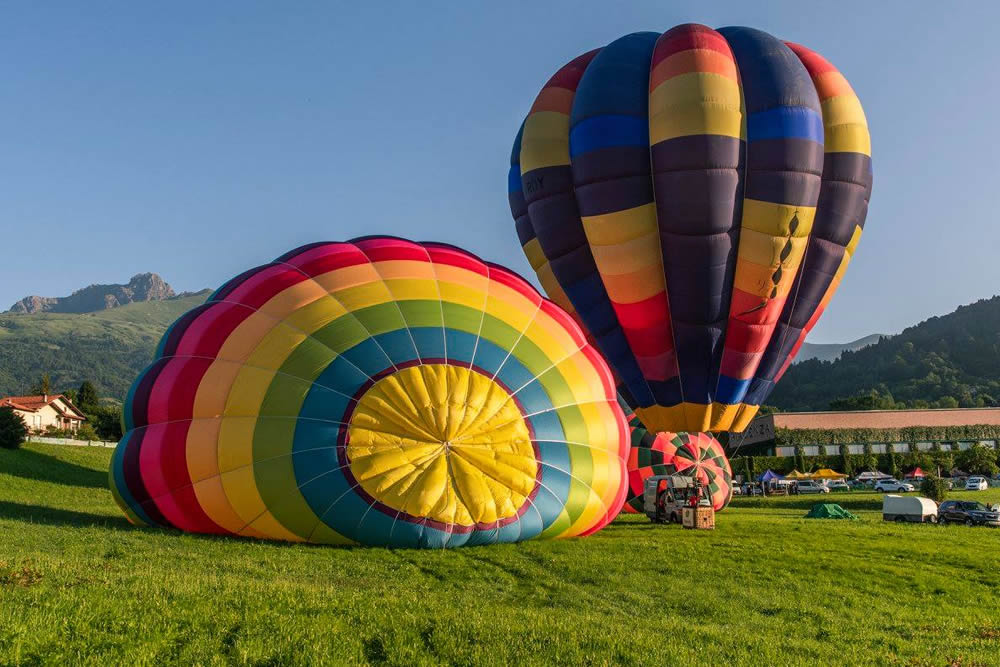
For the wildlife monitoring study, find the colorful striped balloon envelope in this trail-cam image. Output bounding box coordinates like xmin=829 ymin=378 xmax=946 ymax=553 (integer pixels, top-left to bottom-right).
xmin=110 ymin=237 xmax=629 ymax=548
xmin=509 ymin=24 xmax=873 ymax=434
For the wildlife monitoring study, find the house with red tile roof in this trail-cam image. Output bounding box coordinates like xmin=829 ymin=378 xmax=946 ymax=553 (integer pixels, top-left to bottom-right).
xmin=0 ymin=394 xmax=87 ymax=433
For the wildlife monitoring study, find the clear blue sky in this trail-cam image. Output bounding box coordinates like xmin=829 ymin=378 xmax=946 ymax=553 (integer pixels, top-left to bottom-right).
xmin=2 ymin=1 xmax=998 ymax=342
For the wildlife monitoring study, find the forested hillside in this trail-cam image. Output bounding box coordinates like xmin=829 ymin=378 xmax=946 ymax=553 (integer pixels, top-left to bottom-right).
xmin=770 ymin=296 xmax=1000 ymax=411
xmin=0 ymin=291 xmax=210 ymax=399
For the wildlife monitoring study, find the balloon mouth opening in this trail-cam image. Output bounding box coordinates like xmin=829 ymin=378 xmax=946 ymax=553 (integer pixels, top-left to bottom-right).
xmin=343 ymin=363 xmax=541 ymax=529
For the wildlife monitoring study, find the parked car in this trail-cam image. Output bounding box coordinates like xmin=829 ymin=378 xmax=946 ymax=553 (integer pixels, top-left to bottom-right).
xmin=966 ymin=476 xmax=989 ymax=491
xmin=938 ymin=500 xmax=1000 ymax=526
xmin=875 ymin=479 xmax=915 ymax=493
xmin=882 ymin=495 xmax=938 ymax=523
xmin=795 ymin=480 xmax=830 ymax=495
xmin=826 ymin=479 xmax=851 ymax=492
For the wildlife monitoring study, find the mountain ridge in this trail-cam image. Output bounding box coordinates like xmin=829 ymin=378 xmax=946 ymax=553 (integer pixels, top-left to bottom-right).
xmin=7 ymin=273 xmax=175 ymax=314
xmin=796 ymin=333 xmax=887 ymax=364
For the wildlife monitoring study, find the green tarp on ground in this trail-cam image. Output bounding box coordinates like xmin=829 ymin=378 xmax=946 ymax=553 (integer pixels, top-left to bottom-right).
xmin=804 ymin=504 xmax=858 ymax=520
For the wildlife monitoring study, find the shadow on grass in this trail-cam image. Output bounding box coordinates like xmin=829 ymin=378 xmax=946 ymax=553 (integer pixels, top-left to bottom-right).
xmin=0 ymin=500 xmax=135 ymax=531
xmin=0 ymin=500 xmax=366 ymax=551
xmin=0 ymin=447 xmax=108 ymax=489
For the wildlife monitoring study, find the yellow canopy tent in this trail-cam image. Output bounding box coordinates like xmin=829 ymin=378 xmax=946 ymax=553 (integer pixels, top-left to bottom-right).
xmin=784 ymin=470 xmax=812 ymax=479
xmin=811 ymin=468 xmax=848 ymax=480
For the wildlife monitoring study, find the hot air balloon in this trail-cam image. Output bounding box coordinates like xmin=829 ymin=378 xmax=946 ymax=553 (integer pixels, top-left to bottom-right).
xmin=110 ymin=237 xmax=629 ymax=548
xmin=621 ymin=410 xmax=733 ymax=513
xmin=508 ymin=24 xmax=872 ymax=434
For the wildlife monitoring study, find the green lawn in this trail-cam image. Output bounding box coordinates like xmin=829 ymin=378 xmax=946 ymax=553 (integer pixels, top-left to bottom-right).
xmin=2 ymin=444 xmax=999 ymax=665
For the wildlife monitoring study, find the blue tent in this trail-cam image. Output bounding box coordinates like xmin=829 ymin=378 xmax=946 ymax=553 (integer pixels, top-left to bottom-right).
xmin=757 ymin=469 xmax=783 ymax=483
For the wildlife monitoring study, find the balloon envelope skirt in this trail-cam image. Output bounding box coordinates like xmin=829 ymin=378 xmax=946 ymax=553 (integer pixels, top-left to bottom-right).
xmin=110 ymin=237 xmax=629 ymax=547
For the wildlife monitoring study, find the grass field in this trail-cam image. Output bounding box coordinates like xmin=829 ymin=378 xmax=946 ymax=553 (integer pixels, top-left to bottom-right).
xmin=2 ymin=444 xmax=999 ymax=665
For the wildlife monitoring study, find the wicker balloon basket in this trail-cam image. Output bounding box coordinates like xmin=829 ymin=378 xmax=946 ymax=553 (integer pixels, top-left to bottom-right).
xmin=682 ymin=506 xmax=716 ymax=530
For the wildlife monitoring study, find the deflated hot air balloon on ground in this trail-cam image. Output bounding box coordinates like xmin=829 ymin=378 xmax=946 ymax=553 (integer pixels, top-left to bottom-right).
xmin=110 ymin=237 xmax=629 ymax=548
xmin=621 ymin=411 xmax=733 ymax=513
xmin=509 ymin=24 xmax=872 ymax=435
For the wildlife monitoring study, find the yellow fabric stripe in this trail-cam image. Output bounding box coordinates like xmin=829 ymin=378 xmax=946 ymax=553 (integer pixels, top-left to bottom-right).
xmin=634 ymin=404 xmax=688 ymax=435
xmin=740 ymin=199 xmax=816 ymax=238
xmin=820 ymin=94 xmax=871 ymax=155
xmin=649 ymin=72 xmax=746 ymax=145
xmin=433 ymin=265 xmax=489 ymax=311
xmin=599 ymin=267 xmax=665 ymax=304
xmin=332 ymin=281 xmax=395 ymax=314
xmin=821 ymin=95 xmax=867 ymax=129
xmin=824 ymin=123 xmax=871 ymax=155
xmin=522 ymin=238 xmax=546 ymax=271
xmin=589 ymin=231 xmax=662 ymax=276
xmin=583 ymin=203 xmax=666 ymax=304
xmin=243 ymin=510 xmax=304 ymax=542
xmin=520 ymin=111 xmax=570 ymax=172
xmin=682 ymin=402 xmax=713 ymax=432
xmin=845 ymin=224 xmax=863 ymax=255
xmin=582 ymin=202 xmax=657 ymax=245
xmin=709 ymin=402 xmax=742 ymax=432
xmin=283 ymin=298 xmax=348 ymax=338
xmin=649 ymin=72 xmax=743 ymax=143
xmin=384 ymin=277 xmax=439 ymax=302
xmin=730 ymin=404 xmax=760 ymax=432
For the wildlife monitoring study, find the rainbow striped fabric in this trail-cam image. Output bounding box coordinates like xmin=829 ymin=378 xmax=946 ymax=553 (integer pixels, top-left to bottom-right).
xmin=509 ymin=24 xmax=872 ymax=434
xmin=110 ymin=237 xmax=628 ymax=548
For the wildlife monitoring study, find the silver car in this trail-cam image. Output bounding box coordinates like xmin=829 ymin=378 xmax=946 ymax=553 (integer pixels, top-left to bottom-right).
xmin=795 ymin=480 xmax=830 ymax=495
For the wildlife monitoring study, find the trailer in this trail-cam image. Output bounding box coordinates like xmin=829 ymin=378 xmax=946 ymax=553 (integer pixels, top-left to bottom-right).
xmin=882 ymin=494 xmax=938 ymax=523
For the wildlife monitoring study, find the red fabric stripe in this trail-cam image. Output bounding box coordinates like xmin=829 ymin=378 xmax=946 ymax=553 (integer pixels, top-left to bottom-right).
xmin=723 ymin=319 xmax=773 ymax=354
xmin=283 ymin=243 xmax=369 ymax=276
xmin=729 ymin=289 xmax=788 ymax=325
xmin=355 ymin=237 xmax=429 ymax=263
xmin=785 ymin=42 xmax=837 ymax=75
xmin=487 ymin=262 xmax=541 ymax=304
xmin=719 ymin=348 xmax=762 ymax=379
xmin=651 ymin=23 xmax=732 ymax=68
xmin=542 ymin=49 xmax=601 ymax=91
xmin=424 ymin=243 xmax=488 ymax=275
xmin=223 ymin=265 xmax=309 ymax=310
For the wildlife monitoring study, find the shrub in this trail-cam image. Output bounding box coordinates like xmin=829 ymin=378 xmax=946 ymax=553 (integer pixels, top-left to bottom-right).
xmin=920 ymin=475 xmax=949 ymax=503
xmin=76 ymin=423 xmax=99 ymax=442
xmin=0 ymin=406 xmax=29 ymax=450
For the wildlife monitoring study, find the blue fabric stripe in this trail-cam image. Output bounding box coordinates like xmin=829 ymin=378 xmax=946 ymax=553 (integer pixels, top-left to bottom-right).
xmin=569 ymin=114 xmax=648 ymax=157
xmin=747 ymin=106 xmax=824 ymax=143
xmin=715 ymin=375 xmax=752 ymax=405
xmin=742 ymin=376 xmax=774 ymax=406
xmin=508 ymin=164 xmax=522 ymax=193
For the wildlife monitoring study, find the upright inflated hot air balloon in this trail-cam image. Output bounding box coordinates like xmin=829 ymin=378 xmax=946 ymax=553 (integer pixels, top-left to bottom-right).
xmin=110 ymin=237 xmax=629 ymax=548
xmin=508 ymin=24 xmax=872 ymax=434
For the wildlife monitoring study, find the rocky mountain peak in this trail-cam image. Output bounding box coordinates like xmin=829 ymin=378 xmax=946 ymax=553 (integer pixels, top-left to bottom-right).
xmin=7 ymin=273 xmax=176 ymax=314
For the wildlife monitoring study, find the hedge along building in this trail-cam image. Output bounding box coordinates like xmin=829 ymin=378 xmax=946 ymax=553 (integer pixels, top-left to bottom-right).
xmin=727 ymin=408 xmax=1000 ymax=457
